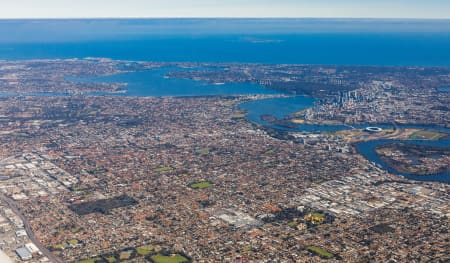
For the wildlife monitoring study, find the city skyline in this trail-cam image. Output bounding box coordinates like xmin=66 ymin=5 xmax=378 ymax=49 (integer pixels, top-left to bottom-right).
xmin=1 ymin=0 xmax=450 ymax=19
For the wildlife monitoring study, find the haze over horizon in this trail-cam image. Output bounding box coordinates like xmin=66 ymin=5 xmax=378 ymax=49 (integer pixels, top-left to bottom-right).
xmin=1 ymin=0 xmax=449 ymax=19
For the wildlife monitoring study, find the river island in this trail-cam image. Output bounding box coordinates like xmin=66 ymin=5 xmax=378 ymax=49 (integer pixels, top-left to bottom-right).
xmin=0 ymin=58 xmax=448 ymax=262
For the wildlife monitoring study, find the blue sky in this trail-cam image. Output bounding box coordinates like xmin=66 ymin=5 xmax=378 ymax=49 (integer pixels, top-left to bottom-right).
xmin=1 ymin=0 xmax=449 ymax=19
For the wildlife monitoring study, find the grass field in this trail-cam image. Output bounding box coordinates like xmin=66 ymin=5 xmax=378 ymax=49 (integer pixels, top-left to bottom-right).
xmin=154 ymin=167 xmax=174 ymax=173
xmin=119 ymin=250 xmax=133 ymax=260
xmin=189 ymin=181 xmax=213 ymax=189
xmin=76 ymin=258 xmax=101 ymax=263
xmin=136 ymin=245 xmax=154 ymax=256
xmin=287 ymin=221 xmax=298 ymax=228
xmin=68 ymin=239 xmax=79 ymax=246
xmin=231 ymin=113 xmax=246 ymax=119
xmin=151 ymin=254 xmax=189 ymax=263
xmin=105 ymin=256 xmax=117 ymax=263
xmin=264 ymin=149 xmax=275 ymax=155
xmin=409 ymin=130 xmax=449 ymax=140
xmin=70 ymin=226 xmax=81 ymax=233
xmin=196 ymin=148 xmax=210 ymax=155
xmin=312 ymin=213 xmax=325 ymax=219
xmin=306 ymin=246 xmax=335 ymax=259
xmin=72 ymin=185 xmax=89 ymax=191
xmin=53 ymin=242 xmax=67 ymax=250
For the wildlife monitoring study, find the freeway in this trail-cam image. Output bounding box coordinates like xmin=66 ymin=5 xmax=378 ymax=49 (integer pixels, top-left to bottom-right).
xmin=0 ymin=194 xmax=62 ymax=263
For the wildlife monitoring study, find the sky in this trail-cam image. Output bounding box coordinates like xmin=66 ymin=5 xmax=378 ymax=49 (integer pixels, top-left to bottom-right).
xmin=0 ymin=0 xmax=449 ymax=19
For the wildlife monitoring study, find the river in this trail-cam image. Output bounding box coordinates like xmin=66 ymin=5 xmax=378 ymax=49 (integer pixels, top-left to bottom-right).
xmin=68 ymin=67 xmax=450 ymax=183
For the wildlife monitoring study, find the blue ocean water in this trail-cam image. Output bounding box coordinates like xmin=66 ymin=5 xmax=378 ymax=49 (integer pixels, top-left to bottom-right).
xmin=1 ymin=19 xmax=450 ymax=66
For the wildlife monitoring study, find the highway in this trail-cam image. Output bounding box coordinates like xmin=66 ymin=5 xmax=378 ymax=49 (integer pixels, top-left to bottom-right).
xmin=0 ymin=194 xmax=62 ymax=263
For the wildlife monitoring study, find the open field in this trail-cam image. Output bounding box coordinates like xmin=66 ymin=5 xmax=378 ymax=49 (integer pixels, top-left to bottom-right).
xmin=105 ymin=256 xmax=117 ymax=263
xmin=76 ymin=258 xmax=101 ymax=263
xmin=154 ymin=167 xmax=174 ymax=173
xmin=150 ymin=253 xmax=189 ymax=263
xmin=230 ymin=113 xmax=246 ymax=119
xmin=306 ymin=246 xmax=335 ymax=259
xmin=189 ymin=181 xmax=213 ymax=189
xmin=119 ymin=250 xmax=133 ymax=260
xmin=136 ymin=245 xmax=154 ymax=256
xmin=408 ymin=130 xmax=449 ymax=140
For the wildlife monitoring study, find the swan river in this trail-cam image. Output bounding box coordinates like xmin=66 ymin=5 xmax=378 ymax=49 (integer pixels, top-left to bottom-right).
xmin=69 ymin=68 xmax=450 ymax=183
xmin=1 ymin=19 xmax=449 ymax=183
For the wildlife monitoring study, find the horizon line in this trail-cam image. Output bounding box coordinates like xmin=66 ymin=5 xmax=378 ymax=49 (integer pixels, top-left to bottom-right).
xmin=1 ymin=17 xmax=450 ymax=21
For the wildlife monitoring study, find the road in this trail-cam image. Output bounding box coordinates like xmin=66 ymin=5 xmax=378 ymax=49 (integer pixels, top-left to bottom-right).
xmin=0 ymin=194 xmax=63 ymax=263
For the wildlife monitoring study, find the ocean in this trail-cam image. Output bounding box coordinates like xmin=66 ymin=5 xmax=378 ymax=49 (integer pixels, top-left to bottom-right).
xmin=1 ymin=19 xmax=450 ymax=66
